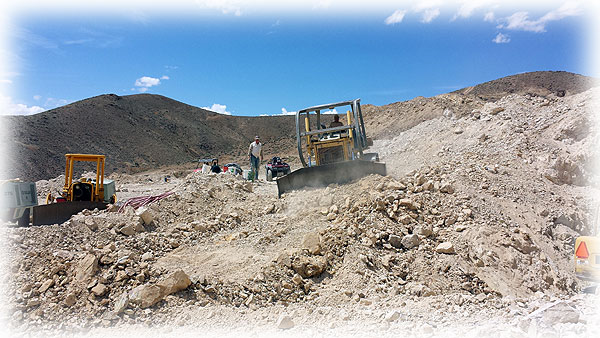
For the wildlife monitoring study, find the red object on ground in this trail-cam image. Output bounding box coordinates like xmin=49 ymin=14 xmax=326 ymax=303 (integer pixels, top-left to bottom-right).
xmin=118 ymin=191 xmax=173 ymax=212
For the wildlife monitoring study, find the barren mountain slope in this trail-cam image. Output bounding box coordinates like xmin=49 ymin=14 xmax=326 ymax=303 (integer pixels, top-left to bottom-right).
xmin=453 ymin=71 xmax=597 ymax=101
xmin=363 ymin=71 xmax=597 ymax=140
xmin=2 ymin=94 xmax=296 ymax=181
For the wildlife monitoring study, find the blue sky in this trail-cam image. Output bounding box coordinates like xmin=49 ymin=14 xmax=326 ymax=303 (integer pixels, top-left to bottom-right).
xmin=0 ymin=0 xmax=597 ymax=116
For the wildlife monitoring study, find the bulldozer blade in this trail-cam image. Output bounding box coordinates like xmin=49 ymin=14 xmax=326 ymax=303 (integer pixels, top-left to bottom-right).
xmin=276 ymin=160 xmax=386 ymax=197
xmin=32 ymin=201 xmax=107 ymax=226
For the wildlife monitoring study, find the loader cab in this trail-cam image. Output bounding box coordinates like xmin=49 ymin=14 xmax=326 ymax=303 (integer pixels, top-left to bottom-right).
xmin=62 ymin=154 xmax=107 ymax=203
xmin=72 ymin=179 xmax=93 ymax=201
xmin=52 ymin=154 xmax=115 ymax=204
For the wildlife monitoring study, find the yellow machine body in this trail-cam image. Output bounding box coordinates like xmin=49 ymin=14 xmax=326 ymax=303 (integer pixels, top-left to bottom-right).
xmin=62 ymin=154 xmax=106 ymax=202
xmin=276 ymin=99 xmax=386 ymax=197
xmin=32 ymin=154 xmax=115 ymax=226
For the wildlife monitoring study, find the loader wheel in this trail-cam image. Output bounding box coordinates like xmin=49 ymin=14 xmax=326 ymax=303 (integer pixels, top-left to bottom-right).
xmin=18 ymin=208 xmax=30 ymax=227
xmin=45 ymin=193 xmax=53 ymax=204
xmin=110 ymin=194 xmax=117 ymax=204
xmin=266 ymin=170 xmax=273 ymax=182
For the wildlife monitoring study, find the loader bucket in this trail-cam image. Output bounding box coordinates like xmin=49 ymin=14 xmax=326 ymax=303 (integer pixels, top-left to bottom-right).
xmin=32 ymin=201 xmax=107 ymax=226
xmin=276 ymin=160 xmax=386 ymax=197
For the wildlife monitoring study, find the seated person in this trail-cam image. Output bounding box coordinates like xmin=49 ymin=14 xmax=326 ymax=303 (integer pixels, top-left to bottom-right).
xmin=329 ymin=115 xmax=343 ymax=128
xmin=210 ymin=159 xmax=221 ymax=173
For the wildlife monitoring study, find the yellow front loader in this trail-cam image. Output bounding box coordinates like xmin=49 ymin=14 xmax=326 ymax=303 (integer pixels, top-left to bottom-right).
xmin=32 ymin=154 xmax=116 ymax=226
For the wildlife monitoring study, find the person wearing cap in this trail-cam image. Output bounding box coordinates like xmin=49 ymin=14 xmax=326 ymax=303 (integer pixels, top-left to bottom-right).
xmin=248 ymin=136 xmax=263 ymax=181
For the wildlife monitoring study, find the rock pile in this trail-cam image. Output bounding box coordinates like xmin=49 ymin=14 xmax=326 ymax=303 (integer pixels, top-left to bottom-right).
xmin=3 ymin=87 xmax=598 ymax=336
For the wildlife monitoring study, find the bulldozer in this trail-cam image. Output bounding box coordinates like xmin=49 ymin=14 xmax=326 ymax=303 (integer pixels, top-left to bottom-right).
xmin=276 ymin=99 xmax=386 ymax=197
xmin=32 ymin=154 xmax=116 ymax=226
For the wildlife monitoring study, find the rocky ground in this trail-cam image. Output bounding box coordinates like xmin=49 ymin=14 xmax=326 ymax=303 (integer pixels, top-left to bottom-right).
xmin=1 ymin=87 xmax=599 ymax=337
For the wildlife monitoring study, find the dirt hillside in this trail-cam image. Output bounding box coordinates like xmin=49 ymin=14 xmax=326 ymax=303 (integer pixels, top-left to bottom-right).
xmin=2 ymin=94 xmax=296 ymax=181
xmin=452 ymin=71 xmax=596 ymax=101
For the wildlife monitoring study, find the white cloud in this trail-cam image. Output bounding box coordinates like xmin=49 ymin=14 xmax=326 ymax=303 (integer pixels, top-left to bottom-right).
xmin=540 ymin=1 xmax=581 ymax=21
xmin=134 ymin=75 xmax=168 ymax=92
xmin=384 ymin=10 xmax=407 ymax=25
xmin=14 ymin=28 xmax=58 ymax=50
xmin=421 ymin=8 xmax=440 ymax=23
xmin=0 ymin=79 xmax=12 ymax=84
xmin=0 ymin=95 xmax=45 ymax=115
xmin=499 ymin=2 xmax=582 ymax=33
xmin=413 ymin=0 xmax=441 ymax=13
xmin=280 ymin=108 xmax=296 ymax=115
xmin=135 ymin=76 xmax=160 ymax=87
xmin=411 ymin=1 xmax=441 ymax=23
xmin=313 ymin=0 xmax=332 ymax=10
xmin=484 ymin=11 xmax=495 ymax=22
xmin=492 ymin=32 xmax=510 ymax=44
xmin=451 ymin=1 xmax=488 ymax=21
xmin=202 ymin=0 xmax=242 ymax=16
xmin=203 ymin=103 xmax=231 ymax=115
xmin=500 ymin=11 xmax=545 ymax=32
xmin=63 ymin=38 xmax=93 ymax=45
xmin=33 ymin=95 xmax=41 ymax=101
xmin=44 ymin=97 xmax=68 ymax=108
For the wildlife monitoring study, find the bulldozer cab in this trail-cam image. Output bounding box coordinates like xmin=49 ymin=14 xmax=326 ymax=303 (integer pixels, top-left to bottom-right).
xmin=296 ymin=99 xmax=369 ymax=168
xmin=276 ymin=99 xmax=386 ymax=197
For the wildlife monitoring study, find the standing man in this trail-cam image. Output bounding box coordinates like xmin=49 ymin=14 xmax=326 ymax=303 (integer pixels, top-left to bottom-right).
xmin=248 ymin=135 xmax=263 ymax=181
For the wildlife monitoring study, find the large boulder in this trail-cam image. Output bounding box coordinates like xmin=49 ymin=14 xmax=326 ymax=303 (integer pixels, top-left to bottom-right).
xmin=157 ymin=270 xmax=192 ymax=296
xmin=292 ymin=256 xmax=327 ymax=278
xmin=528 ymin=301 xmax=580 ymax=325
xmin=302 ymin=232 xmax=322 ymax=255
xmin=75 ymin=254 xmax=98 ymax=282
xmin=388 ymin=235 xmax=402 ymax=248
xmin=436 ymin=242 xmax=455 ymax=254
xmin=401 ymin=234 xmax=420 ymax=249
xmin=128 ymin=285 xmax=164 ymax=309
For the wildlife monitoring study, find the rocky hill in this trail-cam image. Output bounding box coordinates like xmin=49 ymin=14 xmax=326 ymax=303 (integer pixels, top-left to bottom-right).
xmin=452 ymin=71 xmax=596 ymax=101
xmin=363 ymin=71 xmax=597 ymax=140
xmin=2 ymin=71 xmax=596 ymax=183
xmin=2 ymin=94 xmax=296 ymax=181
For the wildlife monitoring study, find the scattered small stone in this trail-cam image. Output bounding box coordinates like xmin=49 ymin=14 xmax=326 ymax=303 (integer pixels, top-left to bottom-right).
xmin=385 ymin=310 xmax=401 ymax=322
xmin=276 ymin=314 xmax=295 ymax=329
xmin=91 ymin=283 xmax=108 ymax=297
xmin=436 ymin=242 xmax=455 ymax=254
xmin=38 ymin=279 xmax=54 ymax=293
xmin=401 ymin=234 xmax=420 ymax=249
